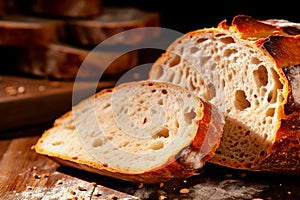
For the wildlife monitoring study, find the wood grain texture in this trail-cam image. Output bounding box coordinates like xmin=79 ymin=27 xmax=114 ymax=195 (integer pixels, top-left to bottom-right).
xmin=0 ymin=136 xmax=137 ymax=199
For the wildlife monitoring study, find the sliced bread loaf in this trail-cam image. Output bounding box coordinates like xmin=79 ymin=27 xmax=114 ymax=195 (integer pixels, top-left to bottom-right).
xmin=62 ymin=7 xmax=160 ymax=46
xmin=0 ymin=15 xmax=59 ymax=46
xmin=149 ymin=15 xmax=300 ymax=175
xmin=33 ymin=81 xmax=224 ymax=183
xmin=12 ymin=43 xmax=138 ymax=80
xmin=29 ymin=0 xmax=103 ymax=17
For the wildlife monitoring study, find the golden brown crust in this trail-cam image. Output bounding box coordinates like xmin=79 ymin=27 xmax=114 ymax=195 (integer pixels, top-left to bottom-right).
xmin=261 ymin=35 xmax=300 ymax=68
xmin=229 ymin=15 xmax=289 ymax=39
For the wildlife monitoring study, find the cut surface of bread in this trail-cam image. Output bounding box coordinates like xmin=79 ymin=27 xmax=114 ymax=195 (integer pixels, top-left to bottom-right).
xmin=33 ymin=81 xmax=224 ymax=183
xmin=149 ymin=15 xmax=300 ymax=174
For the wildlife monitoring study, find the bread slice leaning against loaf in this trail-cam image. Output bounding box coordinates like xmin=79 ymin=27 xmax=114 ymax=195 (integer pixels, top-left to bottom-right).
xmin=149 ymin=15 xmax=300 ymax=175
xmin=33 ymin=81 xmax=224 ymax=183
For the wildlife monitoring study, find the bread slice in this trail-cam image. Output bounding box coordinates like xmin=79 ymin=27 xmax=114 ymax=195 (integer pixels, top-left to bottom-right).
xmin=33 ymin=81 xmax=224 ymax=183
xmin=29 ymin=0 xmax=102 ymax=17
xmin=149 ymin=15 xmax=300 ymax=175
xmin=11 ymin=43 xmax=138 ymax=80
xmin=0 ymin=15 xmax=59 ymax=46
xmin=62 ymin=7 xmax=160 ymax=46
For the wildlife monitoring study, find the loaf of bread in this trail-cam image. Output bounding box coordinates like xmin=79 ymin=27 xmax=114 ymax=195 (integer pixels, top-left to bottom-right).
xmin=12 ymin=43 xmax=138 ymax=80
xmin=0 ymin=15 xmax=59 ymax=46
xmin=149 ymin=15 xmax=300 ymax=175
xmin=0 ymin=7 xmax=160 ymax=47
xmin=33 ymin=81 xmax=224 ymax=183
xmin=62 ymin=7 xmax=160 ymax=46
xmin=29 ymin=0 xmax=103 ymax=17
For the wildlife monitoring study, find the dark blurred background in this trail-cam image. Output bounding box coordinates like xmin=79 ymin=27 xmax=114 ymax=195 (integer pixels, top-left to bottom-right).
xmin=103 ymin=0 xmax=300 ymax=33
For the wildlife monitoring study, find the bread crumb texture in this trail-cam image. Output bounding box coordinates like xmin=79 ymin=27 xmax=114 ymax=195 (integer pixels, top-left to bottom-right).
xmin=149 ymin=15 xmax=300 ymax=173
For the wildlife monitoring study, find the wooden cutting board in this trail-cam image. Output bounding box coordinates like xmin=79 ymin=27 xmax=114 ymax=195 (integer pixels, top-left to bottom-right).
xmin=0 ymin=136 xmax=138 ymax=199
xmin=0 ymin=135 xmax=299 ymax=199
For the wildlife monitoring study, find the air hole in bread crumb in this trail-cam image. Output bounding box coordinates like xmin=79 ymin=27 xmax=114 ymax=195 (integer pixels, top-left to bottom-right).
xmin=223 ymin=49 xmax=237 ymax=57
xmin=234 ymin=90 xmax=251 ymax=110
xmin=260 ymin=151 xmax=265 ymax=156
xmin=103 ymin=103 xmax=111 ymax=110
xmin=201 ymin=56 xmax=211 ymax=66
xmin=51 ymin=141 xmax=63 ymax=146
xmin=253 ymin=65 xmax=268 ymax=87
xmin=119 ymin=141 xmax=129 ymax=148
xmin=196 ymin=38 xmax=208 ymax=43
xmin=266 ymin=108 xmax=275 ymax=117
xmin=251 ymin=57 xmax=262 ymax=65
xmin=184 ymin=109 xmax=196 ymax=124
xmin=139 ymin=100 xmax=144 ymax=104
xmin=149 ymin=140 xmax=164 ymax=150
xmin=152 ymin=127 xmax=169 ymax=139
xmin=92 ymin=138 xmax=103 ymax=148
xmin=175 ymin=120 xmax=179 ymax=128
xmin=168 ymin=54 xmax=180 ymax=67
xmin=157 ymin=99 xmax=163 ymax=105
xmin=245 ymin=131 xmax=250 ymax=136
xmin=215 ymin=33 xmax=226 ymax=37
xmin=190 ymin=47 xmax=199 ymax=54
xmin=143 ymin=117 xmax=147 ymax=124
xmin=207 ymin=83 xmax=216 ymax=100
xmin=267 ymin=90 xmax=277 ymax=103
xmin=219 ymin=36 xmax=235 ymax=44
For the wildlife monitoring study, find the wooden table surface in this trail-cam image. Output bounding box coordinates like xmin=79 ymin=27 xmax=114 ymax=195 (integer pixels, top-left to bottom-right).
xmin=0 ymin=134 xmax=140 ymax=200
xmin=0 ymin=129 xmax=299 ymax=200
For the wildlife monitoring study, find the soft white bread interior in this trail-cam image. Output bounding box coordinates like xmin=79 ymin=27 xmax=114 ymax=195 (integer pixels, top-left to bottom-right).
xmin=33 ymin=81 xmax=224 ymax=183
xmin=149 ymin=15 xmax=300 ymax=174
